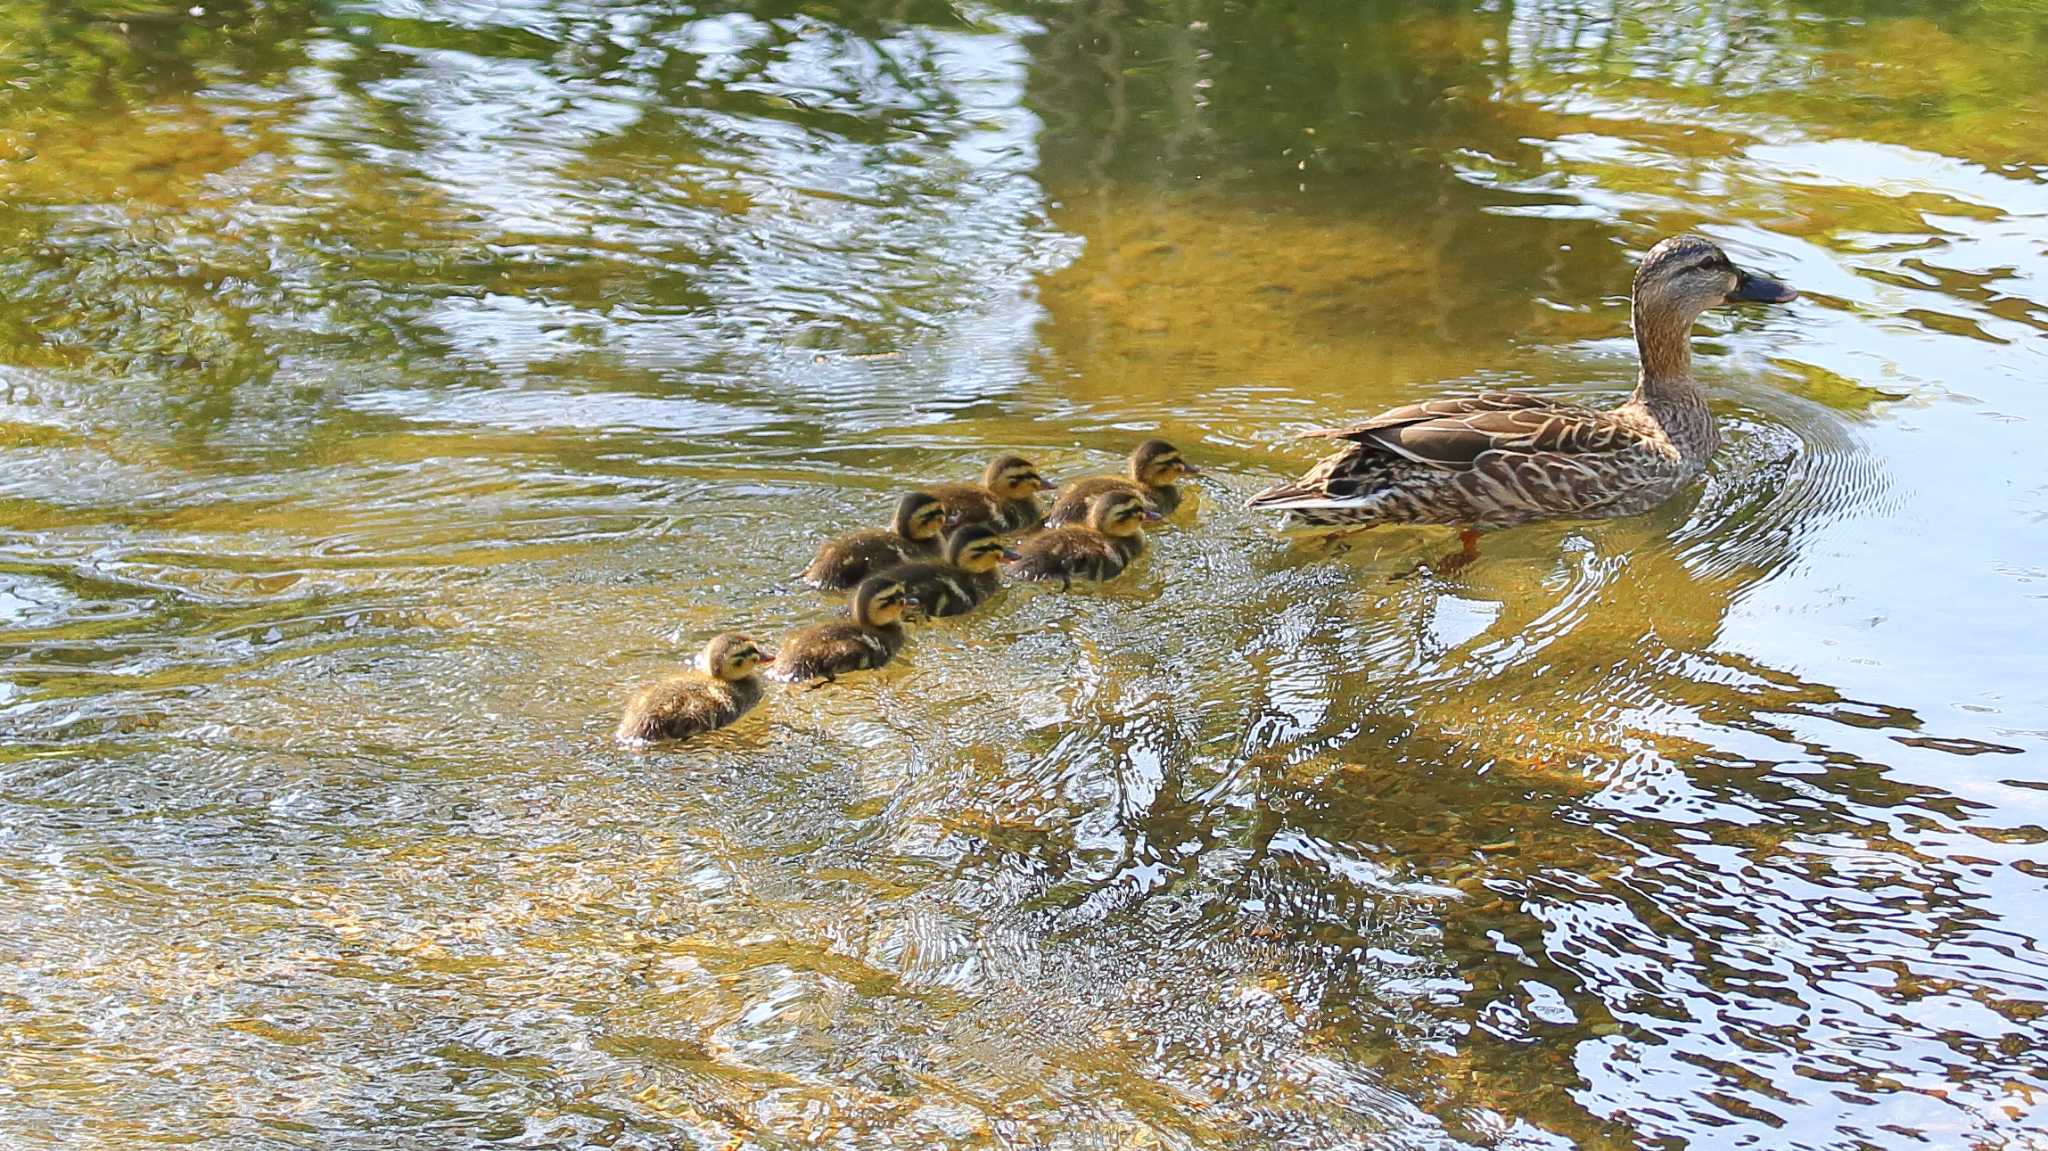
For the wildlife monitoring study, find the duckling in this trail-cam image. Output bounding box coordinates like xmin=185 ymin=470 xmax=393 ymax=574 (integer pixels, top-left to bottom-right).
xmin=928 ymin=454 xmax=1055 ymax=534
xmin=879 ymin=523 xmax=1017 ymax=618
xmin=1046 ymin=439 xmax=1201 ymax=527
xmin=799 ymin=491 xmax=947 ymax=590
xmin=615 ymin=632 xmax=769 ymax=744
xmin=769 ymin=575 xmax=917 ymax=685
xmin=1005 ymin=490 xmax=1157 ymax=589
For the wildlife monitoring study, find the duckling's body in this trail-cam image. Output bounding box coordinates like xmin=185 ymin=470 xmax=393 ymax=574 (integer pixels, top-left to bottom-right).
xmin=801 ymin=492 xmax=946 ymax=590
xmin=1248 ymin=235 xmax=1798 ymax=554
xmin=1047 ymin=439 xmax=1200 ymax=527
xmin=616 ymin=634 xmax=768 ymax=744
xmin=770 ymin=576 xmax=914 ymax=684
xmin=930 ymin=454 xmax=1054 ymax=534
xmin=880 ymin=524 xmax=1013 ymax=618
xmin=1006 ymin=491 xmax=1155 ymax=588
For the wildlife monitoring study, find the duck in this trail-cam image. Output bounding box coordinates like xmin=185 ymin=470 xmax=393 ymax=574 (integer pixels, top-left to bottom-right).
xmin=768 ymin=575 xmax=917 ymax=685
xmin=1246 ymin=234 xmax=1797 ymax=567
xmin=799 ymin=491 xmax=947 ymax=590
xmin=879 ymin=523 xmax=1016 ymax=618
xmin=1006 ymin=490 xmax=1157 ymax=589
xmin=615 ymin=632 xmax=770 ymax=744
xmin=1046 ymin=439 xmax=1201 ymax=527
xmin=928 ymin=454 xmax=1054 ymax=534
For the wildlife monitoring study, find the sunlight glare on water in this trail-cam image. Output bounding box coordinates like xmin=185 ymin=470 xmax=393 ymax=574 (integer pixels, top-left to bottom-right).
xmin=2 ymin=1 xmax=2046 ymax=1148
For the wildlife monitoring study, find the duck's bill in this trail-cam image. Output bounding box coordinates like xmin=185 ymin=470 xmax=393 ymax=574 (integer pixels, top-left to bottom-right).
xmin=1178 ymin=463 xmax=1204 ymax=476
xmin=1142 ymin=511 xmax=1164 ymax=522
xmin=1036 ymin=479 xmax=1058 ymax=492
xmin=1001 ymin=549 xmax=1022 ymax=561
xmin=1728 ymin=271 xmax=1797 ymax=304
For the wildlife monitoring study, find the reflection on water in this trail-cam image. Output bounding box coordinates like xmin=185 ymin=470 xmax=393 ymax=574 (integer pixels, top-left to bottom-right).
xmin=3 ymin=0 xmax=2047 ymax=1147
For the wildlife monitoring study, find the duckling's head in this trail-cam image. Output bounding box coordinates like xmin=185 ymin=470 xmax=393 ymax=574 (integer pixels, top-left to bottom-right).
xmin=1634 ymin=234 xmax=1797 ymax=327
xmin=1088 ymin=490 xmax=1158 ymax=538
xmin=942 ymin=523 xmax=1016 ymax=574
xmin=850 ymin=575 xmax=917 ymax=627
xmin=891 ymin=491 xmax=947 ymax=542
xmin=1129 ymin=439 xmax=1199 ymax=486
xmin=984 ymin=454 xmax=1054 ymax=500
xmin=698 ymin=632 xmax=767 ymax=680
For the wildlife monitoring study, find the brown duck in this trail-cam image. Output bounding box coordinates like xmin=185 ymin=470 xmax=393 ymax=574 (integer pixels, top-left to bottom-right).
xmin=1247 ymin=234 xmax=1797 ymax=566
xmin=879 ymin=523 xmax=1015 ymax=618
xmin=769 ymin=575 xmax=916 ymax=685
xmin=929 ymin=454 xmax=1054 ymax=534
xmin=800 ymin=491 xmax=946 ymax=590
xmin=616 ymin=633 xmax=769 ymax=744
xmin=1006 ymin=490 xmax=1157 ymax=589
xmin=1046 ymin=439 xmax=1200 ymax=527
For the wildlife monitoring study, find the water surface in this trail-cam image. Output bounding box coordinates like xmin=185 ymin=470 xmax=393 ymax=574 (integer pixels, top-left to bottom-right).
xmin=3 ymin=1 xmax=2047 ymax=1148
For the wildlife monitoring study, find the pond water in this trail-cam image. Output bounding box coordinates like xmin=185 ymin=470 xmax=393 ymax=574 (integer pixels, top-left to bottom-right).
xmin=3 ymin=1 xmax=2046 ymax=1148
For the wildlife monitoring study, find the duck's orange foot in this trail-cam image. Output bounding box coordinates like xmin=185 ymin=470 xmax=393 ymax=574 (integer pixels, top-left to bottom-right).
xmin=1391 ymin=528 xmax=1482 ymax=582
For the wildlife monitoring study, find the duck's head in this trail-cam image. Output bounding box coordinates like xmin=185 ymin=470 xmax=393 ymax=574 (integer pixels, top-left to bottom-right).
xmin=1088 ymin=490 xmax=1159 ymax=538
xmin=850 ymin=575 xmax=918 ymax=626
xmin=942 ymin=523 xmax=1017 ymax=574
xmin=697 ymin=632 xmax=768 ymax=680
xmin=891 ymin=491 xmax=947 ymax=542
xmin=1634 ymin=234 xmax=1797 ymax=326
xmin=1129 ymin=439 xmax=1199 ymax=486
xmin=984 ymin=454 xmax=1055 ymax=500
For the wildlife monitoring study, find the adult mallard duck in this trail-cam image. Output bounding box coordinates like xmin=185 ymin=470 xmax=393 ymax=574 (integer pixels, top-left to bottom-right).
xmin=615 ymin=633 xmax=770 ymax=744
xmin=1045 ymin=439 xmax=1201 ymax=527
xmin=1247 ymin=234 xmax=1797 ymax=566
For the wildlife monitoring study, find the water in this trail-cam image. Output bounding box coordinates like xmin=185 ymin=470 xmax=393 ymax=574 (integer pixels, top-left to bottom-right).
xmin=3 ymin=1 xmax=2046 ymax=1147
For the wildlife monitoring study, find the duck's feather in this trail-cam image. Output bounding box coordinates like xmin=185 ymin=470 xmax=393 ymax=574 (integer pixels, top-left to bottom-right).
xmin=616 ymin=675 xmax=762 ymax=743
xmin=769 ymin=622 xmax=906 ymax=683
xmin=1251 ymin=390 xmax=1683 ymax=530
xmin=801 ymin=530 xmax=935 ymax=590
xmin=930 ymin=484 xmax=1043 ymax=533
xmin=882 ymin=562 xmax=999 ymax=618
xmin=1006 ymin=527 xmax=1143 ymax=584
xmin=1046 ymin=477 xmax=1178 ymax=527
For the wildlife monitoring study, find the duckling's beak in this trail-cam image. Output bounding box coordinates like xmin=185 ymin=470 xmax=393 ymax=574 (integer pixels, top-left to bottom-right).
xmin=1727 ymin=270 xmax=1797 ymax=304
xmin=756 ymin=648 xmax=779 ymax=663
xmin=1142 ymin=510 xmax=1163 ymax=522
xmin=1035 ymin=477 xmax=1056 ymax=492
xmin=1177 ymin=462 xmax=1204 ymax=476
xmin=1001 ymin=548 xmax=1022 ymax=562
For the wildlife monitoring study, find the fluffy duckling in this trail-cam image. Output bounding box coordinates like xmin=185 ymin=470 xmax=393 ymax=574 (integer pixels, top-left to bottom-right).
xmin=880 ymin=524 xmax=1016 ymax=618
xmin=1005 ymin=490 xmax=1157 ymax=589
xmin=799 ymin=492 xmax=947 ymax=590
xmin=929 ymin=454 xmax=1054 ymax=534
xmin=769 ymin=575 xmax=917 ymax=685
xmin=616 ymin=632 xmax=769 ymax=744
xmin=1046 ymin=439 xmax=1201 ymax=527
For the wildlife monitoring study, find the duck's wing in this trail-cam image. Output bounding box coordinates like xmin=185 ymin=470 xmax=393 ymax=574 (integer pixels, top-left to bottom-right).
xmin=1344 ymin=404 xmax=1628 ymax=471
xmin=1296 ymin=392 xmax=1562 ymax=444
